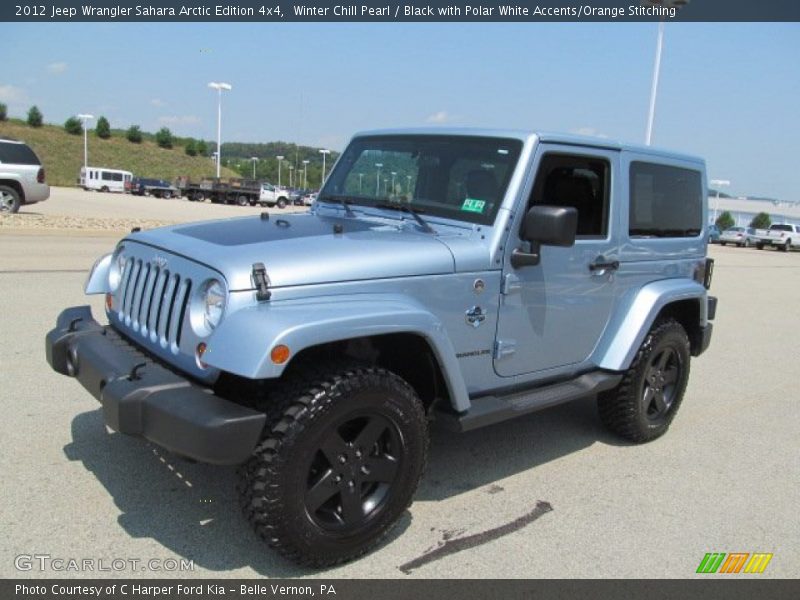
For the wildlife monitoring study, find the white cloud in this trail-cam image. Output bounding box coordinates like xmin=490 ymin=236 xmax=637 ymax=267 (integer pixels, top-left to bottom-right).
xmin=570 ymin=127 xmax=609 ymax=139
xmin=47 ymin=62 xmax=68 ymax=75
xmin=426 ymin=110 xmax=454 ymax=124
xmin=150 ymin=98 xmax=166 ymax=107
xmin=0 ymin=84 xmax=28 ymax=104
xmin=158 ymin=115 xmax=201 ymax=126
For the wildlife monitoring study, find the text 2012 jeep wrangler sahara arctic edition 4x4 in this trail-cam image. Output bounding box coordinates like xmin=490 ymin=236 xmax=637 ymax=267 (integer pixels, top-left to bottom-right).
xmin=46 ymin=129 xmax=716 ymax=566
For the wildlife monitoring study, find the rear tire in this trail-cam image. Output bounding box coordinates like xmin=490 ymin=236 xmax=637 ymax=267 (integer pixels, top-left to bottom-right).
xmin=100 ymin=186 xmax=109 ymax=193
xmin=781 ymin=240 xmax=791 ymax=252
xmin=237 ymin=195 xmax=249 ymax=207
xmin=0 ymin=185 xmax=21 ymax=213
xmin=598 ymin=319 xmax=691 ymax=443
xmin=163 ymin=190 xmax=172 ymax=199
xmin=238 ymin=361 xmax=428 ymax=567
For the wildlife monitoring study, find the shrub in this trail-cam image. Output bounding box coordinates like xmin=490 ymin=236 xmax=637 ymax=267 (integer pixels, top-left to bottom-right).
xmin=750 ymin=212 xmax=771 ymax=229
xmin=155 ymin=127 xmax=173 ymax=149
xmin=125 ymin=125 xmax=142 ymax=143
xmin=96 ymin=116 xmax=111 ymax=139
xmin=197 ymin=139 xmax=208 ymax=156
xmin=715 ymin=211 xmax=735 ymax=231
xmin=27 ymin=105 xmax=43 ymax=127
xmin=64 ymin=116 xmax=83 ymax=135
xmin=185 ymin=139 xmax=197 ymax=156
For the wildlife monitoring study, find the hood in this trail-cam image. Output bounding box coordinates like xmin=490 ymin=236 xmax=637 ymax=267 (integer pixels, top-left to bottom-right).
xmin=129 ymin=212 xmax=457 ymax=290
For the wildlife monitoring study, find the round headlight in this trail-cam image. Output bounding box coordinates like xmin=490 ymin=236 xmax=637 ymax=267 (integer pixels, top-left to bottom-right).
xmin=108 ymin=246 xmax=126 ymax=292
xmin=201 ymin=279 xmax=226 ymax=332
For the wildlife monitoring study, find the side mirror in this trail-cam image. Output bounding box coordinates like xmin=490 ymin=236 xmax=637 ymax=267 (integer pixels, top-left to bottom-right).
xmin=512 ymin=205 xmax=577 ymax=268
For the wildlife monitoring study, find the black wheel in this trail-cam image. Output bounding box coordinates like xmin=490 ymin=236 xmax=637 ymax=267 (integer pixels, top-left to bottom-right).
xmin=277 ymin=197 xmax=287 ymax=209
xmin=598 ymin=319 xmax=691 ymax=443
xmin=237 ymin=195 xmax=249 ymax=207
xmin=756 ymin=243 xmax=764 ymax=250
xmin=0 ymin=185 xmax=21 ymax=213
xmin=100 ymin=186 xmax=109 ymax=193
xmin=780 ymin=240 xmax=790 ymax=252
xmin=720 ymin=242 xmax=726 ymax=246
xmin=163 ymin=190 xmax=172 ymax=199
xmin=238 ymin=361 xmax=428 ymax=567
xmin=744 ymin=239 xmax=751 ymax=248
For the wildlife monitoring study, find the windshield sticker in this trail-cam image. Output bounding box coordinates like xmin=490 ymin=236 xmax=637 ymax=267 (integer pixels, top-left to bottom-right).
xmin=462 ymin=198 xmax=486 ymax=213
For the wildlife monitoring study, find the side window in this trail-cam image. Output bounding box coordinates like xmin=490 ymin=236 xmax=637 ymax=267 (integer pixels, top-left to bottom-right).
xmin=629 ymin=162 xmax=702 ymax=237
xmin=101 ymin=172 xmax=111 ymax=181
xmin=113 ymin=173 xmax=123 ymax=182
xmin=530 ymin=153 xmax=610 ymax=237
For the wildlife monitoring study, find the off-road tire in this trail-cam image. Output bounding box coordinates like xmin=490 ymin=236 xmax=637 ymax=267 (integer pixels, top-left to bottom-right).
xmin=0 ymin=185 xmax=22 ymax=213
xmin=238 ymin=360 xmax=428 ymax=567
xmin=598 ymin=319 xmax=691 ymax=443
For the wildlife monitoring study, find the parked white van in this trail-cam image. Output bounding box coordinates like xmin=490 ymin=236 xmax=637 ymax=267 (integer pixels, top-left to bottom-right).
xmin=80 ymin=167 xmax=133 ymax=193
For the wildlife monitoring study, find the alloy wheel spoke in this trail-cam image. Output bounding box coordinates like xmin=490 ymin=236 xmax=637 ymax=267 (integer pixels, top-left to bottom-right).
xmin=652 ymin=390 xmax=667 ymax=414
xmin=363 ymin=456 xmax=398 ymax=483
xmin=318 ymin=431 xmax=349 ymax=466
xmin=663 ymin=367 xmax=679 ymax=386
xmin=354 ymin=416 xmax=389 ymax=451
xmin=656 ymin=348 xmax=672 ymax=371
xmin=340 ymin=487 xmax=364 ymax=525
xmin=305 ymin=470 xmax=339 ymax=512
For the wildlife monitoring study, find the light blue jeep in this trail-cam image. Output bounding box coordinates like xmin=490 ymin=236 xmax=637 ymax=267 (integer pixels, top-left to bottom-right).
xmin=46 ymin=128 xmax=716 ymax=566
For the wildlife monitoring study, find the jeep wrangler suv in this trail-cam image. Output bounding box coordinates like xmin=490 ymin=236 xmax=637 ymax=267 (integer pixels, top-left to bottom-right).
xmin=0 ymin=138 xmax=50 ymax=213
xmin=46 ymin=129 xmax=716 ymax=566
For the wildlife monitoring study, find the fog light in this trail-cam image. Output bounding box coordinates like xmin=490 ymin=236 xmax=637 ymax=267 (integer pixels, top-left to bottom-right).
xmin=271 ymin=345 xmax=290 ymax=364
xmin=196 ymin=342 xmax=208 ymax=369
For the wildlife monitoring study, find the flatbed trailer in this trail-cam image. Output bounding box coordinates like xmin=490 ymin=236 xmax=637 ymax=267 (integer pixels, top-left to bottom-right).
xmin=177 ymin=176 xmax=261 ymax=206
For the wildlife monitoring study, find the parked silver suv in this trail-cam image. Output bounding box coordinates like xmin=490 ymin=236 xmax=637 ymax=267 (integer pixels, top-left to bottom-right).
xmin=0 ymin=138 xmax=50 ymax=213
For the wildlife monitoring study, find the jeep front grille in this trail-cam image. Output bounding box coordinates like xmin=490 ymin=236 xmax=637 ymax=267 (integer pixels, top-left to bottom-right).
xmin=117 ymin=258 xmax=192 ymax=350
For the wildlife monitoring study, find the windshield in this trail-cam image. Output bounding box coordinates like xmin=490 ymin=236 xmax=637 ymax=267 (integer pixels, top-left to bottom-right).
xmin=320 ymin=135 xmax=523 ymax=225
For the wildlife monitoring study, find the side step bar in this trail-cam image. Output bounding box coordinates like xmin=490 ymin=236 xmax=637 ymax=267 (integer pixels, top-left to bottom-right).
xmin=437 ymin=371 xmax=622 ymax=432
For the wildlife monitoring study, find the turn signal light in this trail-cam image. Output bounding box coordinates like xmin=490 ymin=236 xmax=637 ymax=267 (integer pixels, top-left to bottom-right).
xmin=271 ymin=345 xmax=290 ymax=364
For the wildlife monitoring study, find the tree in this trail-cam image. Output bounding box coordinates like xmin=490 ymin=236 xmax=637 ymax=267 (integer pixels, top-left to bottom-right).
xmin=27 ymin=105 xmax=43 ymax=127
xmin=95 ymin=116 xmax=111 ymax=139
xmin=0 ymin=103 xmax=7 ymax=121
xmin=64 ymin=116 xmax=83 ymax=135
xmin=750 ymin=212 xmax=771 ymax=229
xmin=715 ymin=211 xmax=735 ymax=232
xmin=184 ymin=139 xmax=197 ymax=156
xmin=155 ymin=127 xmax=173 ymax=149
xmin=197 ymin=139 xmax=208 ymax=156
xmin=125 ymin=125 xmax=143 ymax=143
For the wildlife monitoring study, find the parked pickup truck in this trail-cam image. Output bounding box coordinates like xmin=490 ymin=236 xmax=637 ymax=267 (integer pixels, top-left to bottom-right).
xmin=258 ymin=182 xmax=290 ymax=208
xmin=130 ymin=177 xmax=181 ymax=199
xmin=754 ymin=223 xmax=800 ymax=251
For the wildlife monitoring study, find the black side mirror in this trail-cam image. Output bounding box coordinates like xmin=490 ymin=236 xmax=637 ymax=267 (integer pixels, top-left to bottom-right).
xmin=512 ymin=205 xmax=577 ymax=268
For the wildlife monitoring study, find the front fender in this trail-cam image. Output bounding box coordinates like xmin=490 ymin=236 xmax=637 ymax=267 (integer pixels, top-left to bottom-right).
xmin=596 ymin=279 xmax=708 ymax=372
xmin=203 ymin=293 xmax=471 ymax=411
xmin=84 ymin=253 xmax=112 ymax=295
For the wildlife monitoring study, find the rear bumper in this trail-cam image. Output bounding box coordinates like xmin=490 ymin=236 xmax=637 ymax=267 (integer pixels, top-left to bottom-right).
xmin=691 ymin=296 xmax=717 ymax=357
xmin=23 ymin=182 xmax=50 ymax=204
xmin=45 ymin=306 xmax=265 ymax=465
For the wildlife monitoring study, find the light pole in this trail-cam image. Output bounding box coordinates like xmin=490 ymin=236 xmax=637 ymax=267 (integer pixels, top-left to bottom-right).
xmin=288 ymin=164 xmax=294 ymax=188
xmin=710 ymin=179 xmax=730 ymax=223
xmin=375 ymin=163 xmax=383 ymax=195
xmin=276 ymin=155 xmax=284 ymax=189
xmin=77 ymin=114 xmax=94 ymax=171
xmin=390 ymin=172 xmax=397 ymax=197
xmin=250 ymin=156 xmax=258 ymax=179
xmin=319 ymin=149 xmax=331 ymax=187
xmin=358 ymin=173 xmax=364 ymax=194
xmin=406 ymin=175 xmax=412 ymax=197
xmin=302 ymin=160 xmax=309 ymax=189
xmin=208 ymin=82 xmax=232 ymax=177
xmin=644 ymin=0 xmax=689 ymax=146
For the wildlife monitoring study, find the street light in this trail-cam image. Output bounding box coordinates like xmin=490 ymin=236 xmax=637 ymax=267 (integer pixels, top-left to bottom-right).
xmin=710 ymin=179 xmax=730 ymax=223
xmin=319 ymin=149 xmax=331 ymax=187
xmin=644 ymin=0 xmax=689 ymax=146
xmin=208 ymin=82 xmax=232 ymax=177
xmin=375 ymin=163 xmax=383 ymax=195
xmin=288 ymin=164 xmax=294 ymax=188
xmin=302 ymin=160 xmax=309 ymax=189
xmin=358 ymin=173 xmax=364 ymax=194
xmin=250 ymin=157 xmax=258 ymax=179
xmin=276 ymin=155 xmax=284 ymax=189
xmin=390 ymin=172 xmax=397 ymax=197
xmin=406 ymin=175 xmax=412 ymax=196
xmin=77 ymin=114 xmax=94 ymax=171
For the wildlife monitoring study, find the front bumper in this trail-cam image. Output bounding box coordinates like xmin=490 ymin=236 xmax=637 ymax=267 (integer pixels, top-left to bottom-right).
xmin=45 ymin=306 xmax=266 ymax=465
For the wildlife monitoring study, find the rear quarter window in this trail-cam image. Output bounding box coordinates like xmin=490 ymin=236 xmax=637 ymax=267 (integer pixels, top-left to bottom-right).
xmin=0 ymin=142 xmax=41 ymax=165
xmin=629 ymin=161 xmax=702 ymax=238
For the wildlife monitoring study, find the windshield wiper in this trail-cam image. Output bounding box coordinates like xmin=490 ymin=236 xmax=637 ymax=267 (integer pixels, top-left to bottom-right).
xmin=375 ymin=203 xmax=436 ymax=234
xmin=317 ymin=194 xmax=357 ymax=217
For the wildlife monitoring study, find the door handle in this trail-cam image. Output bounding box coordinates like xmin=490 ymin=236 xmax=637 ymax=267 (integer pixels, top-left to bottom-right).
xmin=589 ymin=257 xmax=620 ymax=272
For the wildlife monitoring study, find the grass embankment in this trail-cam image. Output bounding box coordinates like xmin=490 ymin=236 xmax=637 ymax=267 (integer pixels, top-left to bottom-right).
xmin=0 ymin=119 xmax=236 ymax=187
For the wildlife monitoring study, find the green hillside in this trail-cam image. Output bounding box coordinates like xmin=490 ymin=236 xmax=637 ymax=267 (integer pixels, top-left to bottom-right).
xmin=0 ymin=119 xmax=236 ymax=187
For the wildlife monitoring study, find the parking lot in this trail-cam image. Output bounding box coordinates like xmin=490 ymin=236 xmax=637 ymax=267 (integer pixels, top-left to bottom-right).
xmin=0 ymin=188 xmax=797 ymax=579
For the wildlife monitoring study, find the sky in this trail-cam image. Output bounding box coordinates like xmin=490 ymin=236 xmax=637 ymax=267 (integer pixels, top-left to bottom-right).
xmin=2 ymin=22 xmax=799 ymax=201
